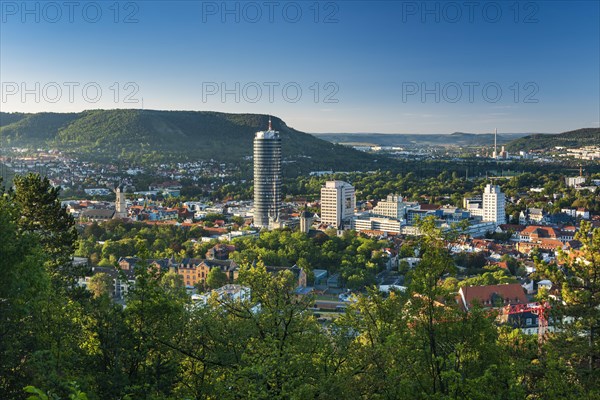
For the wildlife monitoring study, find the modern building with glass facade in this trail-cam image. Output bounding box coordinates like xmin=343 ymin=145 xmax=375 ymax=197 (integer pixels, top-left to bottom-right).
xmin=253 ymin=119 xmax=282 ymax=229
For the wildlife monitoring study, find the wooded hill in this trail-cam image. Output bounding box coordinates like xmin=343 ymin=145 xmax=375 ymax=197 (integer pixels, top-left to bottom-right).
xmin=0 ymin=110 xmax=382 ymax=173
xmin=505 ymin=128 xmax=600 ymax=151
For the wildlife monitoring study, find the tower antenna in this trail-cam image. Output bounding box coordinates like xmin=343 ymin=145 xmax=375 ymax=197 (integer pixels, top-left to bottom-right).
xmin=268 ymin=116 xmax=272 ymax=131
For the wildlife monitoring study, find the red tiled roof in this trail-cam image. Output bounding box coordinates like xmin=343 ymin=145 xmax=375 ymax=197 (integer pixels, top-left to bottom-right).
xmin=498 ymin=224 xmax=525 ymax=232
xmin=520 ymin=225 xmax=558 ymax=238
xmin=493 ymin=261 xmax=509 ymax=270
xmin=458 ymin=283 xmax=527 ymax=311
xmin=360 ymin=230 xmax=385 ymax=236
xmin=203 ymin=227 xmax=228 ymax=234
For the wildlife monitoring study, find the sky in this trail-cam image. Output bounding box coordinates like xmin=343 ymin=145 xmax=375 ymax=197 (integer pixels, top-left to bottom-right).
xmin=1 ymin=0 xmax=599 ymax=134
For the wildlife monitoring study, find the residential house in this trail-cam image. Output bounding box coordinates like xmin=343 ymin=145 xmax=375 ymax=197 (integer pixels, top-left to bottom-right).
xmin=118 ymin=257 xmax=140 ymax=271
xmin=80 ymin=209 xmax=115 ymax=221
xmin=520 ymin=208 xmax=546 ymax=225
xmin=192 ymin=284 xmax=251 ymax=305
xmin=458 ymin=283 xmax=528 ymax=311
xmin=206 ymin=244 xmax=236 ymax=260
xmin=177 ymin=258 xmax=238 ymax=288
xmin=78 ymin=266 xmax=136 ymax=301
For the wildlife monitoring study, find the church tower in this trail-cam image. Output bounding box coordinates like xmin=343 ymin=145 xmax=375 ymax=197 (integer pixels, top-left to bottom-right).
xmin=114 ymin=185 xmax=127 ymax=219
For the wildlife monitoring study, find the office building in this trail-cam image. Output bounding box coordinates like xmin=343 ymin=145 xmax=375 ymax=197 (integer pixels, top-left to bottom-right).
xmin=464 ymin=196 xmax=484 ymax=217
xmin=352 ymin=216 xmax=402 ymax=234
xmin=482 ymin=184 xmax=506 ymax=225
xmin=253 ymin=117 xmax=282 ymax=229
xmin=372 ymin=194 xmax=406 ymax=220
xmin=320 ymin=181 xmax=355 ymax=229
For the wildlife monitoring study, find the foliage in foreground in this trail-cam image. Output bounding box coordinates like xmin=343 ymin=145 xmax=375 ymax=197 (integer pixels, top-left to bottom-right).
xmin=1 ymin=174 xmax=600 ymax=399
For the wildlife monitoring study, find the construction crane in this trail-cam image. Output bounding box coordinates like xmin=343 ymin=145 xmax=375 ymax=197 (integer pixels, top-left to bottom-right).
xmin=503 ymin=302 xmax=551 ymax=345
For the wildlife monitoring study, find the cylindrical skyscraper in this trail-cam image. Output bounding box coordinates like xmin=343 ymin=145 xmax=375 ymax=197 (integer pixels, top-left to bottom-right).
xmin=253 ymin=117 xmax=281 ymax=229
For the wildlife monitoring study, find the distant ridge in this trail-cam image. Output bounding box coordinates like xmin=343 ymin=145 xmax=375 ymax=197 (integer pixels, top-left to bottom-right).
xmin=0 ymin=110 xmax=381 ymax=173
xmin=312 ymin=132 xmax=532 ymax=147
xmin=505 ymin=128 xmax=600 ymax=151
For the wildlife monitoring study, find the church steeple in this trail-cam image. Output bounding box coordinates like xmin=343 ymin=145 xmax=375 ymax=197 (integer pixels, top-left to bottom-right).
xmin=114 ymin=183 xmax=127 ymax=219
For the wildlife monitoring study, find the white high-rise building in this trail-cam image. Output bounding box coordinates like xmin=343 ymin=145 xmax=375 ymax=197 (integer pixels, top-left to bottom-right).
xmin=320 ymin=181 xmax=355 ymax=229
xmin=482 ymin=184 xmax=506 ymax=225
xmin=372 ymin=194 xmax=406 ymax=221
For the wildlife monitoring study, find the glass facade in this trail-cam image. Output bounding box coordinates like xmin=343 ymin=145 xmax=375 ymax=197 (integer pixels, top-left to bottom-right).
xmin=253 ymin=130 xmax=282 ymax=228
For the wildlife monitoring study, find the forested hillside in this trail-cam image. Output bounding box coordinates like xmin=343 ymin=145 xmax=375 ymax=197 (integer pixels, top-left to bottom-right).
xmin=505 ymin=128 xmax=600 ymax=151
xmin=0 ymin=110 xmax=381 ymax=173
xmin=2 ymin=174 xmax=599 ymax=399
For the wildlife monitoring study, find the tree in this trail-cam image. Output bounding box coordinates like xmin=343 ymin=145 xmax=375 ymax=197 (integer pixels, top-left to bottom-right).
xmin=213 ymin=262 xmax=330 ymax=398
xmin=206 ymin=267 xmax=228 ymax=289
xmin=0 ymin=187 xmax=88 ymax=399
xmin=12 ymin=173 xmax=78 ymax=285
xmin=538 ymin=221 xmax=600 ymax=394
xmin=399 ymin=242 xmax=416 ymax=258
xmin=231 ymin=215 xmax=245 ymax=226
xmin=0 ymin=191 xmax=50 ymax=398
xmin=87 ymin=273 xmax=113 ymax=299
xmin=122 ymin=264 xmax=189 ymax=399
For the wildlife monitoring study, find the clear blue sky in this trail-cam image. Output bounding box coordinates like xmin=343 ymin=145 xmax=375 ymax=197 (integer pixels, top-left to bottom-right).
xmin=1 ymin=0 xmax=598 ymax=133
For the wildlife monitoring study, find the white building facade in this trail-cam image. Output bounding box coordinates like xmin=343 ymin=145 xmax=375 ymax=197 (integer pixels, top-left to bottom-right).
xmin=483 ymin=184 xmax=506 ymax=226
xmin=372 ymin=194 xmax=407 ymax=220
xmin=320 ymin=181 xmax=356 ymax=229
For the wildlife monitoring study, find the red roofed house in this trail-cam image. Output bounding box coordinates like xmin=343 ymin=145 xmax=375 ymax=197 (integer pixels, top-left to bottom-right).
xmin=419 ymin=203 xmax=441 ymax=211
xmin=517 ymin=240 xmax=565 ymax=254
xmin=458 ymin=283 xmax=528 ymax=311
xmin=203 ymin=226 xmax=228 ymax=235
xmin=519 ymin=226 xmax=559 ymax=242
xmin=492 ymin=261 xmax=509 ymax=270
xmin=558 ymin=226 xmax=577 ymax=243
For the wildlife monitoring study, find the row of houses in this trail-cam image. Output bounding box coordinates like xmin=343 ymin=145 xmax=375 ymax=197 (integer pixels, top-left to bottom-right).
xmin=457 ymin=282 xmax=557 ymax=336
xmin=78 ymin=250 xmax=314 ymax=301
xmin=519 ymin=207 xmax=590 ymax=224
xmin=494 ymin=224 xmax=581 ymax=254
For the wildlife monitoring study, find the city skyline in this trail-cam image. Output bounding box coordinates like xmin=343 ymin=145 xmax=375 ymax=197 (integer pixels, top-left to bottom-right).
xmin=1 ymin=1 xmax=598 ymax=134
xmin=2 ymin=2 xmax=599 ymax=398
